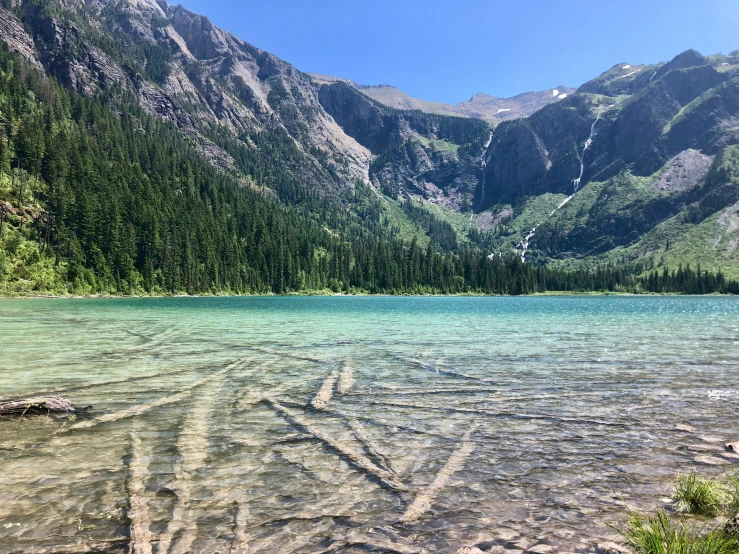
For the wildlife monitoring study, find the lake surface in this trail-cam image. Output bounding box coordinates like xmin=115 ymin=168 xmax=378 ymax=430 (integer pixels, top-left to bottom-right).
xmin=1 ymin=296 xmax=738 ymax=553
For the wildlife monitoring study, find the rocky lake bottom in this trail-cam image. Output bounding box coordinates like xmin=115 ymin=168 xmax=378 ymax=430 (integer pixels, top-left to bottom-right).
xmin=1 ymin=296 xmax=738 ymax=553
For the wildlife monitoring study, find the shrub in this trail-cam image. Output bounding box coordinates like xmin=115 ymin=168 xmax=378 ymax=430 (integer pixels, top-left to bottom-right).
xmin=673 ymin=473 xmax=727 ymax=517
xmin=619 ymin=511 xmax=738 ymax=554
xmin=726 ymin=474 xmax=739 ymax=516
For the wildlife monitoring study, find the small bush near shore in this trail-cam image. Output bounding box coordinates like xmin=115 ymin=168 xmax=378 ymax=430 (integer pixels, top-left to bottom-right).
xmin=673 ymin=473 xmax=727 ymax=517
xmin=727 ymin=474 xmax=739 ymax=515
xmin=619 ymin=511 xmax=738 ymax=554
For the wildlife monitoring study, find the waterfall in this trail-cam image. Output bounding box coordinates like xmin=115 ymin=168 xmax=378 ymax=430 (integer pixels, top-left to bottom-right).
xmin=573 ymin=112 xmax=603 ymax=192
xmin=476 ymin=132 xmax=494 ymax=211
xmin=515 ymin=106 xmax=611 ymax=262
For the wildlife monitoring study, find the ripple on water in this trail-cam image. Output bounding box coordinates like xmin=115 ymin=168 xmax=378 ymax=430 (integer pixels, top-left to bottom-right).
xmin=0 ymin=296 xmax=738 ymax=552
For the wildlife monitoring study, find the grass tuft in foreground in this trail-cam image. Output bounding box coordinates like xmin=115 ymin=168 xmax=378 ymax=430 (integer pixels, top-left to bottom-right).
xmin=726 ymin=474 xmax=739 ymax=516
xmin=619 ymin=510 xmax=739 ymax=554
xmin=673 ymin=473 xmax=728 ymax=517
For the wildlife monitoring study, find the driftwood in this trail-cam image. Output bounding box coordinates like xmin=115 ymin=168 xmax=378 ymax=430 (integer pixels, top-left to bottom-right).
xmin=126 ymin=421 xmax=153 ymax=554
xmin=336 ymin=359 xmax=355 ymax=395
xmin=158 ymin=380 xmax=222 ymax=554
xmin=264 ymin=398 xmax=408 ymax=491
xmin=311 ymin=371 xmax=338 ymax=410
xmin=345 ymin=417 xmax=396 ymax=475
xmin=56 ymin=359 xmax=246 ymax=436
xmin=364 ymin=398 xmax=628 ymax=428
xmin=401 ymin=428 xmax=476 ymax=523
xmin=0 ymin=396 xmax=75 ymax=416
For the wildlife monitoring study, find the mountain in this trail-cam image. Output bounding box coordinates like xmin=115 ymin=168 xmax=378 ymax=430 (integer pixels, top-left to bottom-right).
xmin=308 ymin=73 xmax=575 ymax=123
xmin=475 ymin=51 xmax=739 ymax=273
xmin=0 ymin=0 xmax=737 ymax=296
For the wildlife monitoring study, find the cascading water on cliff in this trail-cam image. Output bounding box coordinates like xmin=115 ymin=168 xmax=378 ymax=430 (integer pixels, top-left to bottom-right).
xmin=573 ymin=112 xmax=603 ymax=192
xmin=515 ymin=108 xmax=609 ymax=263
xmin=476 ymin=132 xmax=494 ymax=212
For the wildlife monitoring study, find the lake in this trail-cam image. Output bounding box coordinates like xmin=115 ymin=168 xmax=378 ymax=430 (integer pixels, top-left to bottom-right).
xmin=1 ymin=296 xmax=738 ymax=553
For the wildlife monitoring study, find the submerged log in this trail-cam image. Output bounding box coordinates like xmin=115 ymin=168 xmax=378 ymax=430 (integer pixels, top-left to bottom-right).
xmin=401 ymin=428 xmax=475 ymax=523
xmin=0 ymin=396 xmax=75 ymax=416
xmin=311 ymin=371 xmax=338 ymax=410
xmin=264 ymin=398 xmax=408 ymax=491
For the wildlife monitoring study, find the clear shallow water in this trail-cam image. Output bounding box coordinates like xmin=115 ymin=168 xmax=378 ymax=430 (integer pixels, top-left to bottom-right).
xmin=0 ymin=296 xmax=738 ymax=554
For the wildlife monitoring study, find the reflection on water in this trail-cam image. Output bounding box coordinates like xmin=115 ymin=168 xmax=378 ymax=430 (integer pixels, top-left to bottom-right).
xmin=1 ymin=296 xmax=738 ymax=553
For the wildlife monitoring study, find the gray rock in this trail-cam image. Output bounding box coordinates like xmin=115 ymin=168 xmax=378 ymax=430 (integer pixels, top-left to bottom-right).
xmin=0 ymin=5 xmax=42 ymax=69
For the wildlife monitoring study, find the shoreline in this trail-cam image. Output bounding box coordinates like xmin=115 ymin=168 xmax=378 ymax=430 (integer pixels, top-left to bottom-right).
xmin=0 ymin=290 xmax=733 ymax=300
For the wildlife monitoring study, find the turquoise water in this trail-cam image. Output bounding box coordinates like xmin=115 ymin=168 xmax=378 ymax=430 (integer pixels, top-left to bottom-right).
xmin=1 ymin=296 xmax=738 ymax=553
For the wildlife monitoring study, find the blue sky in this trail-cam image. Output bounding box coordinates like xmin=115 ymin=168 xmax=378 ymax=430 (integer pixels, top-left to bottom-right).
xmin=176 ymin=0 xmax=739 ymax=105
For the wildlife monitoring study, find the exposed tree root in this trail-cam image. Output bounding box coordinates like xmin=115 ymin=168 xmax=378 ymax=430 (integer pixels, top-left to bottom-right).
xmin=56 ymin=359 xmax=246 ymax=436
xmin=264 ymin=398 xmax=408 ymax=491
xmin=311 ymin=371 xmax=339 ymax=410
xmin=337 ymin=359 xmax=355 ymax=395
xmin=401 ymin=429 xmax=476 ymax=523
xmin=126 ymin=420 xmax=152 ymax=554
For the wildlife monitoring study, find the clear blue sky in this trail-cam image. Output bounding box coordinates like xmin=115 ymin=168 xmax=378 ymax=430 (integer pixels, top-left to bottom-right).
xmin=176 ymin=0 xmax=739 ymax=105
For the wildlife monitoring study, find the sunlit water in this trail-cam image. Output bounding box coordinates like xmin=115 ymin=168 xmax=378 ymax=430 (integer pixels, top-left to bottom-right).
xmin=1 ymin=296 xmax=738 ymax=554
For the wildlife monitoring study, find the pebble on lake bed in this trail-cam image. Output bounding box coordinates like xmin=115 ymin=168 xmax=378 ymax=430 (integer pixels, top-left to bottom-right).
xmin=454 ymin=548 xmax=485 ymax=554
xmin=726 ymin=441 xmax=739 ymax=452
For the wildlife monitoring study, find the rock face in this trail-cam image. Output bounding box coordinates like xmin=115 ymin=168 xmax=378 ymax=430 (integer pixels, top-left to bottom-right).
xmin=0 ymin=4 xmax=42 ymax=69
xmin=479 ymin=52 xmax=735 ymax=207
xmin=652 ymin=150 xmax=713 ymax=193
xmin=1 ymin=0 xmax=372 ymax=191
xmin=317 ymin=81 xmax=489 ymax=209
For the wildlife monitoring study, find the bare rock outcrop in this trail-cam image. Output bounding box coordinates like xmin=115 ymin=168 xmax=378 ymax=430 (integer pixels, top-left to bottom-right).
xmin=0 ymin=4 xmax=42 ymax=69
xmin=652 ymin=149 xmax=713 ymax=193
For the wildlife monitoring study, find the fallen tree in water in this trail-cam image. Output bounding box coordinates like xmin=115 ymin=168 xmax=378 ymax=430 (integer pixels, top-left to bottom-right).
xmin=263 ymin=397 xmax=408 ymax=492
xmin=0 ymin=396 xmax=76 ymax=416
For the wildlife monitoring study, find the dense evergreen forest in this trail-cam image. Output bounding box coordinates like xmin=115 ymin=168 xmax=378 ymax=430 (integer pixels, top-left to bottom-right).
xmin=0 ymin=44 xmax=737 ymax=296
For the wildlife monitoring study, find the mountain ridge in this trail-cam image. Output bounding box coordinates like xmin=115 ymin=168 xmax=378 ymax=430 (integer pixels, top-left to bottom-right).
xmin=307 ymin=72 xmax=575 ymax=122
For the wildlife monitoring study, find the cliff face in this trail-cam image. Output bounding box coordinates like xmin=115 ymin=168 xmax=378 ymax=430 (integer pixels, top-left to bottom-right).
xmin=480 ymin=54 xmax=736 ymax=206
xmin=0 ymin=0 xmax=372 ymax=192
xmin=317 ymin=81 xmax=490 ymax=209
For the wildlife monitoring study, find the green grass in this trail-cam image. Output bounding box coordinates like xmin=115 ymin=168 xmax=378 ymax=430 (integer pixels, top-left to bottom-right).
xmin=379 ymin=196 xmax=431 ymax=247
xmin=663 ymin=88 xmax=718 ymax=135
xmin=618 ymin=510 xmax=739 ymax=554
xmin=727 ymin=474 xmax=739 ymax=515
xmin=673 ymin=473 xmax=728 ymax=517
xmin=415 ymin=135 xmax=460 ymax=154
xmin=486 ymin=193 xmax=571 ymax=253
